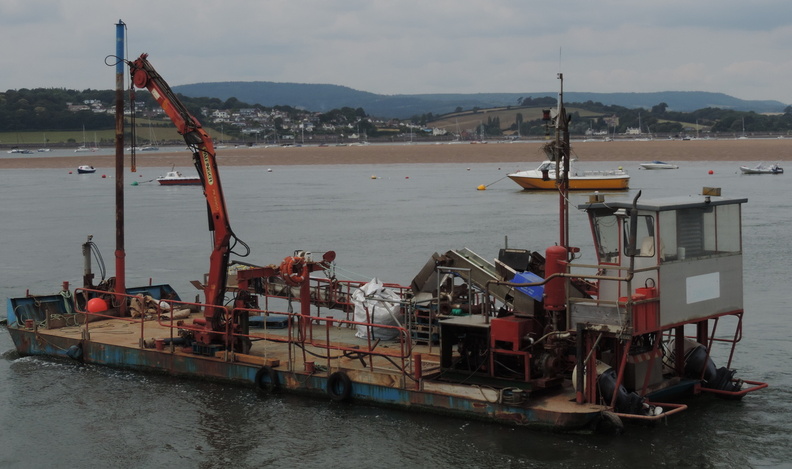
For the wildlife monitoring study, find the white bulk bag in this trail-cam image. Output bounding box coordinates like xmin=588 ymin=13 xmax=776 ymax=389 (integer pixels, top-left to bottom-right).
xmin=352 ymin=278 xmax=403 ymax=340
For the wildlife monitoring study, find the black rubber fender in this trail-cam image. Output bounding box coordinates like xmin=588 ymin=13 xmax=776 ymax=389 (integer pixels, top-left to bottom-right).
xmin=66 ymin=343 xmax=84 ymax=362
xmin=597 ymin=410 xmax=625 ymax=435
xmin=255 ymin=365 xmax=279 ymax=392
xmin=327 ymin=371 xmax=353 ymax=401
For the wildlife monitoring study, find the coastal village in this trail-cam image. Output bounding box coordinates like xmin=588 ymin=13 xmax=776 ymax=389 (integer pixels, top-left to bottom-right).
xmin=63 ymin=96 xmax=448 ymax=145
xmin=10 ymin=87 xmax=786 ymax=149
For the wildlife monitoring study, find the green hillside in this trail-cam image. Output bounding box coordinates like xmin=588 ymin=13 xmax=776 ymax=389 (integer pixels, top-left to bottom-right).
xmin=172 ymin=82 xmax=789 ymax=119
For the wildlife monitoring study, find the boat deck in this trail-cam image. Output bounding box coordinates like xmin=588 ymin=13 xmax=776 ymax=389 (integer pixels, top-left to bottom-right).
xmin=15 ymin=308 xmax=603 ymax=421
xmin=39 ymin=308 xmax=427 ymax=369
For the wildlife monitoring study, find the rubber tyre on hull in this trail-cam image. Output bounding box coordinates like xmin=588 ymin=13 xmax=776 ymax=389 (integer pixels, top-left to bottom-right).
xmin=327 ymin=371 xmax=353 ymax=402
xmin=596 ymin=410 xmax=625 ymax=435
xmin=255 ymin=366 xmax=279 ymax=392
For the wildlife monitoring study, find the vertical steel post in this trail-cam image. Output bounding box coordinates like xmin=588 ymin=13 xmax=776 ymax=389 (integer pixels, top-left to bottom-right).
xmin=557 ymin=73 xmax=570 ymax=252
xmin=300 ymin=263 xmax=312 ymax=365
xmin=609 ymin=338 xmax=632 ymax=409
xmin=114 ymin=20 xmax=127 ymax=315
xmin=414 ymin=353 xmax=423 ymax=390
xmin=675 ymin=326 xmax=685 ymax=377
xmin=82 ymin=235 xmax=94 ymax=287
xmin=575 ymin=322 xmax=584 ymax=404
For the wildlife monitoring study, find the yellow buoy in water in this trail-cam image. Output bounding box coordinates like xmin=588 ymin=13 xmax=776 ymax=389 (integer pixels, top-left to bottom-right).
xmin=477 ymin=184 xmax=487 ymax=191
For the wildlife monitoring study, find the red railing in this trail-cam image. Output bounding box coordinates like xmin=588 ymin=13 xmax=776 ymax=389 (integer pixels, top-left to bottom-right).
xmin=72 ymin=286 xmax=416 ymax=378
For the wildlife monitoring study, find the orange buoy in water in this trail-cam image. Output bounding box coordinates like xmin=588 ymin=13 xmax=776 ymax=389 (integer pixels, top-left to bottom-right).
xmin=477 ymin=184 xmax=487 ymax=191
xmin=86 ymin=298 xmax=108 ymax=313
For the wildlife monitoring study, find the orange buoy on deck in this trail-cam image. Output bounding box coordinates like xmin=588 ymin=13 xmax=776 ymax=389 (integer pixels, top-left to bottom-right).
xmin=86 ymin=298 xmax=108 ymax=313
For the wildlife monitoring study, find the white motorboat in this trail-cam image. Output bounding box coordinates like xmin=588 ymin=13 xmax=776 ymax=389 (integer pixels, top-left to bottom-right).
xmin=640 ymin=161 xmax=679 ymax=170
xmin=739 ymin=163 xmax=783 ymax=175
xmin=157 ymin=169 xmax=201 ymax=186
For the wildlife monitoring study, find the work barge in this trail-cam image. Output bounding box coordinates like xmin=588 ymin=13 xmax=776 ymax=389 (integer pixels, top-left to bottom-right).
xmin=5 ymin=37 xmax=766 ymax=433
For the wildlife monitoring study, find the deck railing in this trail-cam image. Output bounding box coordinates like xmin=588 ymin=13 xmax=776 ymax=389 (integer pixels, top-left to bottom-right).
xmin=70 ymin=286 xmax=417 ymax=379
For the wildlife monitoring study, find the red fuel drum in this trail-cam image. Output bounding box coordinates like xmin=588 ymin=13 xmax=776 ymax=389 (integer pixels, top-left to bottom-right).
xmin=634 ymin=286 xmax=659 ymax=333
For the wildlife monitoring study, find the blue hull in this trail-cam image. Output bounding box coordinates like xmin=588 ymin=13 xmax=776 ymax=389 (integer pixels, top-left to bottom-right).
xmin=6 ymin=326 xmax=603 ymax=432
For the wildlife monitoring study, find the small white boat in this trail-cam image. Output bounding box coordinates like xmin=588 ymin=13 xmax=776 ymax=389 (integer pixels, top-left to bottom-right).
xmin=640 ymin=161 xmax=679 ymax=170
xmin=156 ymin=169 xmax=201 ymax=186
xmin=739 ymin=163 xmax=783 ymax=175
xmin=7 ymin=147 xmax=33 ymax=154
xmin=77 ymin=165 xmax=96 ymax=174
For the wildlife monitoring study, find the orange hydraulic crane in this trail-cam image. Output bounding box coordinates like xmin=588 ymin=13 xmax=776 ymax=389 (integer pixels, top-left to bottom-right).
xmin=127 ymin=53 xmax=249 ymax=349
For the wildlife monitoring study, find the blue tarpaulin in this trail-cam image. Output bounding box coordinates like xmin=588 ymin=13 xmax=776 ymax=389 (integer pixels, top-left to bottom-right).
xmin=512 ymin=271 xmax=544 ymax=302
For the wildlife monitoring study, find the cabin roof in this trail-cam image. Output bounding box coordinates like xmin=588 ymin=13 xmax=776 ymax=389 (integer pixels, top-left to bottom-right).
xmin=578 ymin=195 xmax=748 ymax=212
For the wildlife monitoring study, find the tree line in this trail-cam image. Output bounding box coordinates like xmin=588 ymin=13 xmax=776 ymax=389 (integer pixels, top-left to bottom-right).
xmin=1 ymin=88 xmax=385 ymax=136
xmin=0 ymin=88 xmax=115 ymax=131
xmin=4 ymin=87 xmax=792 ymax=137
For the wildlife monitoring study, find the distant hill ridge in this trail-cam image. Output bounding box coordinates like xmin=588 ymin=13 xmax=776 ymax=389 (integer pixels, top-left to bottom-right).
xmin=172 ymin=82 xmax=788 ymax=119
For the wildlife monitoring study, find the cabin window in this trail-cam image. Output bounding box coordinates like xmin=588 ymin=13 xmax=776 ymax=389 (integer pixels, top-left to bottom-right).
xmin=678 ymin=208 xmax=706 ymax=258
xmin=715 ymin=204 xmax=742 ymax=252
xmin=623 ymin=215 xmax=657 ymax=257
xmin=662 ymin=204 xmax=741 ymax=261
xmin=659 ymin=211 xmax=677 ymax=259
xmin=591 ymin=211 xmax=620 ymax=263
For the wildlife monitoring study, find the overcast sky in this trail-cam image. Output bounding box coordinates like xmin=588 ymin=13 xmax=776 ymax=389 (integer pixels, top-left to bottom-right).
xmin=3 ymin=1 xmax=792 ymax=104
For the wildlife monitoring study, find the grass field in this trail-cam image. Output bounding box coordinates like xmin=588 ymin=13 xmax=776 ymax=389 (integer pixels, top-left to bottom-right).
xmin=0 ymin=129 xmax=118 ymax=147
xmin=0 ymin=115 xmax=247 ymax=149
xmin=429 ymin=105 xmax=604 ymax=134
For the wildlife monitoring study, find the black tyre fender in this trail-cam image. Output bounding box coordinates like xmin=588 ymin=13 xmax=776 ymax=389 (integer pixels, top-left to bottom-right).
xmin=66 ymin=343 xmax=84 ymax=361
xmin=327 ymin=371 xmax=353 ymax=401
xmin=597 ymin=410 xmax=625 ymax=435
xmin=255 ymin=365 xmax=279 ymax=392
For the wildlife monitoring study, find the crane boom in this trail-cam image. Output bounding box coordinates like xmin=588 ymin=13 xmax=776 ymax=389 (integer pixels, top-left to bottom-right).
xmin=128 ymin=53 xmax=234 ymax=344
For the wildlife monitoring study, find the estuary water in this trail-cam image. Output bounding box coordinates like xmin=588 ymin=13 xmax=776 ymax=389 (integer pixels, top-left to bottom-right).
xmin=1 ymin=158 xmax=790 ymax=468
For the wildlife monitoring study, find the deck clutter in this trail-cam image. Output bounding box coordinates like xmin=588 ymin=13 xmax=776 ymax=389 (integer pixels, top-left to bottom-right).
xmin=5 ymin=48 xmax=767 ymax=434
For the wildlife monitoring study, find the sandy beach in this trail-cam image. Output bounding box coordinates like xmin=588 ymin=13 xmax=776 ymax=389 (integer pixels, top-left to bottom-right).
xmin=2 ymin=138 xmax=791 ymax=169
